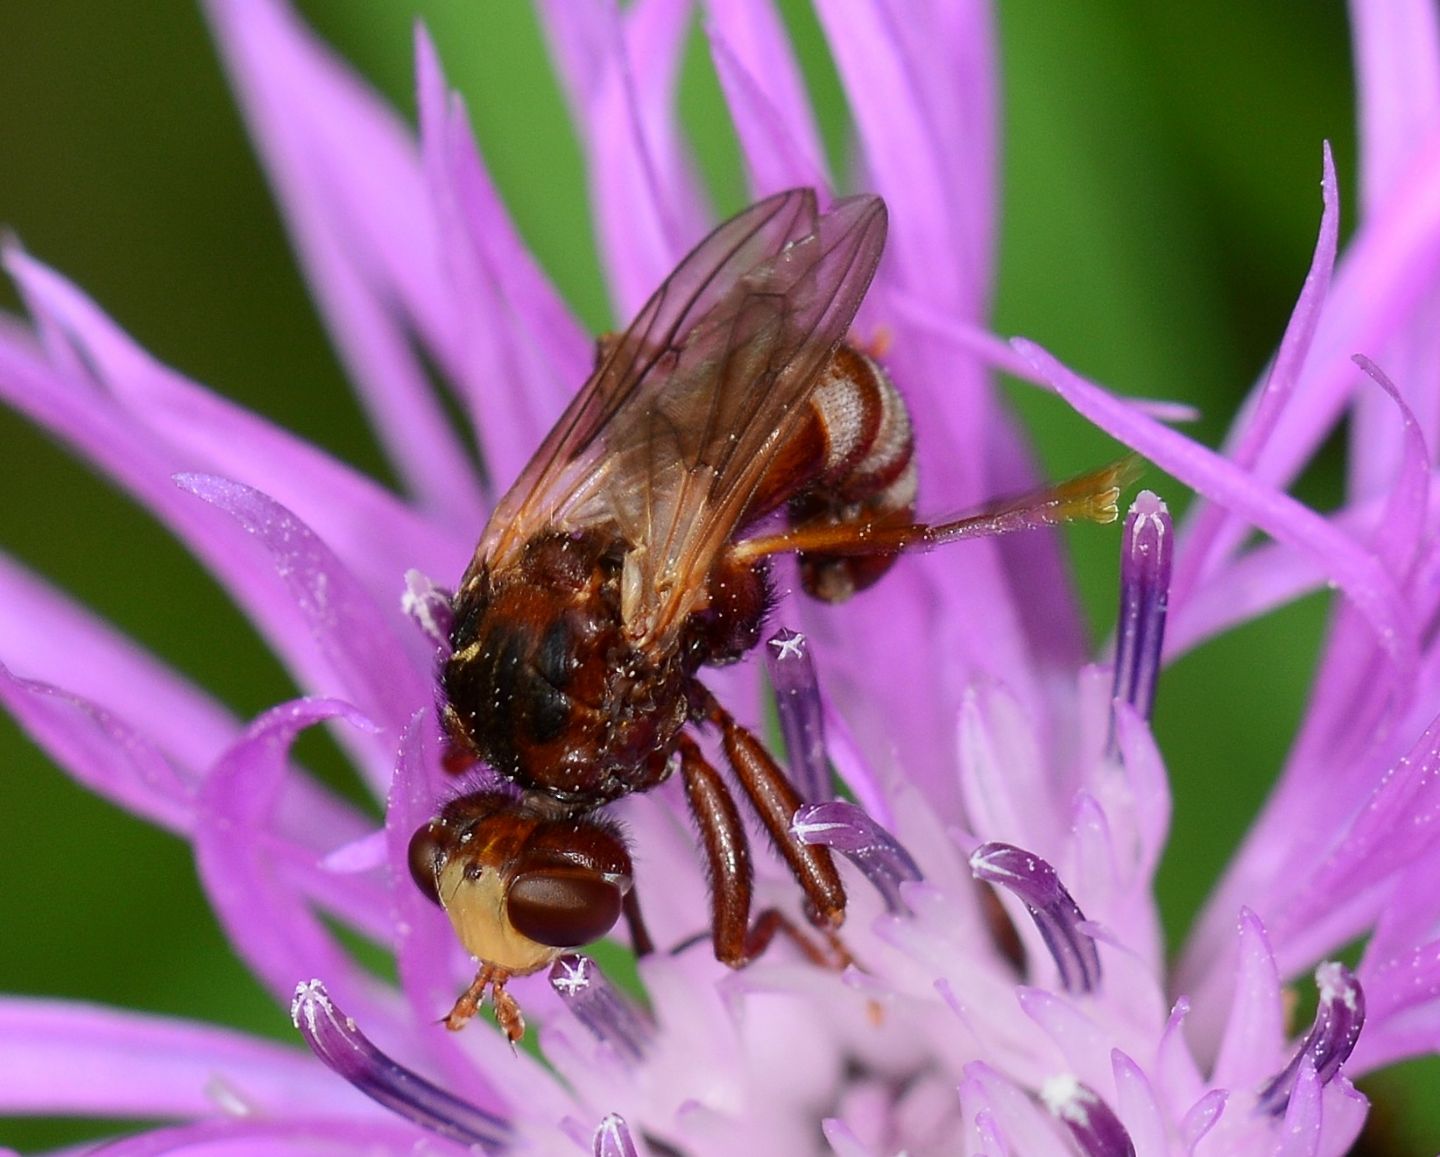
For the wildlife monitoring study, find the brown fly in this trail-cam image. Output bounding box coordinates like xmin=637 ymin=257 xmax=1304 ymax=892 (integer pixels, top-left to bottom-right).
xmin=407 ymin=188 xmax=1131 ymax=1041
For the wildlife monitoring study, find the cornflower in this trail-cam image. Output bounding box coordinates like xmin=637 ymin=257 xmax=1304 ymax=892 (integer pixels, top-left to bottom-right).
xmin=2 ymin=2 xmax=1439 ymax=1154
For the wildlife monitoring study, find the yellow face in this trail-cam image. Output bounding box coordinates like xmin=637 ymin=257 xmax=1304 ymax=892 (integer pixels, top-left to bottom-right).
xmin=436 ymin=859 xmax=563 ymax=976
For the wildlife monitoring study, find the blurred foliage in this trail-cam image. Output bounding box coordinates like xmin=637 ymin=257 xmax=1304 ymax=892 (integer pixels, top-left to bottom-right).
xmin=0 ymin=0 xmax=1435 ymax=1151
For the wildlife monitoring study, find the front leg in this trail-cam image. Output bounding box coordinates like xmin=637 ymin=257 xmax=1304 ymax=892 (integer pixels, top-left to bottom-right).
xmin=445 ymin=962 xmax=525 ymax=1043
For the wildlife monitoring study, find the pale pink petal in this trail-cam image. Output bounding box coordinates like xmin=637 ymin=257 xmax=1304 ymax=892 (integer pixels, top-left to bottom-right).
xmin=957 ymin=1062 xmax=1070 ymax=1156
xmin=1210 ymin=910 xmax=1285 ymax=1089
xmin=1111 ymin=1050 xmax=1166 ymax=1157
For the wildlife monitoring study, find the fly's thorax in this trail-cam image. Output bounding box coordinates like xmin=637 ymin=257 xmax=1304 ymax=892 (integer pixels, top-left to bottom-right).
xmin=443 ymin=530 xmax=688 ymax=803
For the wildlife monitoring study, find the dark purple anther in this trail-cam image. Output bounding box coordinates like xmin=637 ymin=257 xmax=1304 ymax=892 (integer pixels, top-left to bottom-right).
xmin=970 ymin=842 xmax=1101 ymax=992
xmin=549 ymin=954 xmax=653 ymax=1065
xmin=290 ymin=979 xmax=510 ymax=1151
xmin=1257 ymin=962 xmax=1365 ymax=1116
xmin=1110 ymin=491 xmax=1172 ymax=746
xmin=592 ymin=1113 xmax=640 ymax=1157
xmin=765 ymin=628 xmax=830 ymax=803
xmin=1042 ymin=1076 xmax=1137 ymax=1157
xmin=792 ymin=800 xmax=923 ymax=915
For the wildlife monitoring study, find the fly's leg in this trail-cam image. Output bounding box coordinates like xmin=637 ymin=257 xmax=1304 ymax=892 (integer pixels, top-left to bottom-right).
xmin=676 ymin=732 xmax=848 ymax=969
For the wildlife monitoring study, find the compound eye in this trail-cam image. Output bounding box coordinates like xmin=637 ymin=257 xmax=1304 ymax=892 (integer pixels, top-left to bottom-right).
xmin=507 ymin=868 xmax=625 ymax=948
xmin=407 ymin=823 xmax=447 ymax=906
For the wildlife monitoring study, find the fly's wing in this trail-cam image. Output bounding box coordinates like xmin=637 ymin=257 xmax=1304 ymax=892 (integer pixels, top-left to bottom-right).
xmin=598 ymin=194 xmax=887 ymax=648
xmin=470 ymin=189 xmax=823 ymax=581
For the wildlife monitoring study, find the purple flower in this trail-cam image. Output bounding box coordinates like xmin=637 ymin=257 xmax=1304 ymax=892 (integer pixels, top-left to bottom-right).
xmin=2 ymin=2 xmax=1439 ymax=1154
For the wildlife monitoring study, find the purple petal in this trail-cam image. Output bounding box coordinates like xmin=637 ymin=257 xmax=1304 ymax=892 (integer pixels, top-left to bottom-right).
xmin=820 ymin=1117 xmax=879 ymax=1157
xmin=702 ymin=2 xmax=830 ymax=195
xmin=957 ymin=683 xmax=1064 ymax=862
xmin=764 ymin=628 xmax=829 ymax=804
xmin=291 ymin=979 xmax=509 ymax=1152
xmin=537 ymin=0 xmax=708 ymax=318
xmin=793 ymin=801 xmax=922 ymax=916
xmin=175 ymin=473 xmax=431 ymax=772
xmin=0 ymin=340 xmax=411 ymax=775
xmin=0 ymin=997 xmax=368 ymax=1119
xmin=1272 ymin=1059 xmax=1322 ymax=1155
xmin=1249 ymin=136 xmax=1440 ymax=510
xmin=1109 ymin=703 xmax=1172 ymax=887
xmin=1349 ymin=356 xmax=1432 ymax=577
xmin=73 ymin=1118 xmax=446 ymax=1157
xmin=1016 ymin=986 xmax=1115 ymax=1096
xmin=4 ymin=247 xmax=461 ymax=599
xmin=549 ymin=954 xmax=653 ymax=1065
xmin=0 ymin=552 xmax=238 ymax=774
xmin=1348 ymin=2 xmax=1440 ymax=504
xmin=972 ymin=842 xmax=1100 ymax=993
xmin=819 ymin=691 xmax=895 ymax=828
xmin=1268 ymin=714 xmax=1440 ymax=964
xmin=0 ymin=661 xmax=193 ymax=833
xmin=1168 ymin=533 xmax=1330 ymax=657
xmin=1017 ymin=338 xmax=1419 ymax=695
xmin=193 ymin=697 xmax=391 ymax=1017
xmin=201 ymin=0 xmax=484 ymax=522
xmin=813 ymin=1 xmax=993 ymax=312
xmin=1349 ymin=931 xmax=1440 ymax=1073
xmin=413 ymin=27 xmax=587 ymax=491
xmin=1171 ymin=146 xmax=1339 ymax=603
xmin=1351 ymin=2 xmax=1440 ymax=217
xmin=0 ymin=566 xmax=376 ymax=856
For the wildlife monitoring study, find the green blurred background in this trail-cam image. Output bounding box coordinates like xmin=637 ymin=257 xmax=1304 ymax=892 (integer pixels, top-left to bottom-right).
xmin=0 ymin=0 xmax=1430 ymax=1151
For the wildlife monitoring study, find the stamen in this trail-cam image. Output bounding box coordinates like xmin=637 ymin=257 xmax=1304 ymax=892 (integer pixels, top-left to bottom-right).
xmin=290 ymin=979 xmax=510 ymax=1150
xmin=549 ymin=954 xmax=653 ymax=1064
xmin=969 ymin=842 xmax=1101 ymax=992
xmin=592 ymin=1113 xmax=639 ymax=1157
xmin=765 ymin=628 xmax=830 ymax=803
xmin=1110 ymin=491 xmax=1172 ymax=743
xmin=1256 ymin=962 xmax=1365 ymax=1116
xmin=402 ymin=569 xmax=454 ymax=651
xmin=1041 ymin=1075 xmax=1136 ymax=1157
xmin=792 ymin=800 xmax=923 ymax=915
